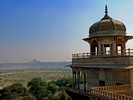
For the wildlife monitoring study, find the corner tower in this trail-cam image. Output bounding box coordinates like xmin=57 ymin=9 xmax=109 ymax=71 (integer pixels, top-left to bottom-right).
xmin=66 ymin=5 xmax=133 ymax=100
xmin=83 ymin=5 xmax=133 ymax=56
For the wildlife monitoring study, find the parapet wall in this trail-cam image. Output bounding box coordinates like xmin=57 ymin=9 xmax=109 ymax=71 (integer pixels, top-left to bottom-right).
xmin=72 ymin=56 xmax=133 ymax=66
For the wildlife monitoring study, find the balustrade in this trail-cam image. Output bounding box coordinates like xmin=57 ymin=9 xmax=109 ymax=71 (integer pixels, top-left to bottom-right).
xmin=66 ymin=87 xmax=90 ymax=95
xmin=72 ymin=49 xmax=133 ymax=59
xmin=90 ymin=84 xmax=133 ymax=100
xmin=66 ymin=84 xmax=133 ymax=100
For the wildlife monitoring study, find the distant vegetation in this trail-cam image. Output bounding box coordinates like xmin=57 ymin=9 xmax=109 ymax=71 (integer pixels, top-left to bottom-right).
xmin=0 ymin=66 xmax=71 ymax=89
xmin=0 ymin=65 xmax=72 ymax=100
xmin=0 ymin=77 xmax=73 ymax=100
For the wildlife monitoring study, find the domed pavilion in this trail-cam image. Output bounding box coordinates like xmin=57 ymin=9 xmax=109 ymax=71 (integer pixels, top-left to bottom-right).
xmin=83 ymin=5 xmax=132 ymax=56
xmin=66 ymin=5 xmax=133 ymax=100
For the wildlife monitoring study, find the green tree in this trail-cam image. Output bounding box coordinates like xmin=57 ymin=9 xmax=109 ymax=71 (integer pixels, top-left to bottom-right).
xmin=47 ymin=83 xmax=59 ymax=94
xmin=0 ymin=86 xmax=11 ymax=99
xmin=60 ymin=90 xmax=72 ymax=100
xmin=54 ymin=78 xmax=72 ymax=87
xmin=10 ymin=82 xmax=26 ymax=94
xmin=27 ymin=77 xmax=49 ymax=100
xmin=27 ymin=77 xmax=47 ymax=93
xmin=48 ymin=94 xmax=59 ymax=100
xmin=0 ymin=82 xmax=26 ymax=100
xmin=34 ymin=86 xmax=50 ymax=99
xmin=60 ymin=91 xmax=68 ymax=100
xmin=22 ymin=95 xmax=36 ymax=100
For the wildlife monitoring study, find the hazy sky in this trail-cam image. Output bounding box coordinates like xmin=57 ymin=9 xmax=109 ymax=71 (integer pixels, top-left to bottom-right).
xmin=0 ymin=0 xmax=133 ymax=63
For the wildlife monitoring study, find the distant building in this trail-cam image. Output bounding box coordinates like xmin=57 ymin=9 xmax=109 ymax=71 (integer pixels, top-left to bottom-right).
xmin=66 ymin=5 xmax=133 ymax=100
xmin=30 ymin=58 xmax=39 ymax=63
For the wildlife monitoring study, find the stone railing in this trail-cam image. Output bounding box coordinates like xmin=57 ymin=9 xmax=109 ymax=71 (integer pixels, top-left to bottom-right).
xmin=90 ymin=84 xmax=133 ymax=100
xmin=66 ymin=84 xmax=133 ymax=100
xmin=72 ymin=49 xmax=133 ymax=59
xmin=91 ymin=84 xmax=131 ymax=91
xmin=66 ymin=87 xmax=90 ymax=97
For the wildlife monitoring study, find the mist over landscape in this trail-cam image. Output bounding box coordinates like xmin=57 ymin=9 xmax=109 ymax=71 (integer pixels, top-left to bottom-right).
xmin=0 ymin=59 xmax=71 ymax=67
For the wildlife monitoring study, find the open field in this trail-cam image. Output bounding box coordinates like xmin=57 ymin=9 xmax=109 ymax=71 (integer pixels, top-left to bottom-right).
xmin=0 ymin=66 xmax=72 ymax=89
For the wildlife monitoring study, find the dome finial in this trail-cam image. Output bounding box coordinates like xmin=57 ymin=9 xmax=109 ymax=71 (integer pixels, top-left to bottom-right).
xmin=105 ymin=5 xmax=108 ymax=14
xmin=101 ymin=5 xmax=111 ymax=20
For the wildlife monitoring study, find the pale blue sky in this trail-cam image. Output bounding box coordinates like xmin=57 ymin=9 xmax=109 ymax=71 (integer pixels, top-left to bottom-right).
xmin=0 ymin=0 xmax=133 ymax=63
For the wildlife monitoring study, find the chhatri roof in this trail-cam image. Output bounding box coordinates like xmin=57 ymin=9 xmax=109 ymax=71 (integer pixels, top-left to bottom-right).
xmin=89 ymin=5 xmax=126 ymax=37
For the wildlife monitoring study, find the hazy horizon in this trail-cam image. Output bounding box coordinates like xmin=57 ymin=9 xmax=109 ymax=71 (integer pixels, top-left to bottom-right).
xmin=1 ymin=0 xmax=133 ymax=63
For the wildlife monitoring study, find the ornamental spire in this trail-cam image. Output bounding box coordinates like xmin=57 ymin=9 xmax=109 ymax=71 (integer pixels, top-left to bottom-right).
xmin=101 ymin=5 xmax=112 ymax=20
xmin=105 ymin=5 xmax=108 ymax=14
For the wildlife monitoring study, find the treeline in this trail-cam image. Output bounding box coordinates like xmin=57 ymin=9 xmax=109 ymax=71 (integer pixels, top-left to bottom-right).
xmin=0 ymin=77 xmax=73 ymax=100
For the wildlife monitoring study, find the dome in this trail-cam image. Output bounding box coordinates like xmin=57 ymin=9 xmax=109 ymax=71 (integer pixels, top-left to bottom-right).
xmin=89 ymin=5 xmax=126 ymax=38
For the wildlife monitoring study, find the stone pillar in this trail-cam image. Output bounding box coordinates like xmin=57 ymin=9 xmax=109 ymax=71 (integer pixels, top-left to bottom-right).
xmin=73 ymin=72 xmax=77 ymax=88
xmin=74 ymin=72 xmax=77 ymax=87
xmin=130 ymin=68 xmax=133 ymax=90
xmin=100 ymin=44 xmax=103 ymax=55
xmin=84 ymin=73 xmax=86 ymax=91
xmin=98 ymin=42 xmax=101 ymax=56
xmin=109 ymin=44 xmax=111 ymax=55
xmin=102 ymin=44 xmax=106 ymax=55
xmin=122 ymin=44 xmax=126 ymax=55
xmin=113 ymin=41 xmax=116 ymax=55
xmin=110 ymin=44 xmax=113 ymax=55
xmin=102 ymin=44 xmax=104 ymax=54
xmin=77 ymin=71 xmax=80 ymax=90
xmin=72 ymin=72 xmax=75 ymax=88
xmin=87 ymin=70 xmax=89 ymax=91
